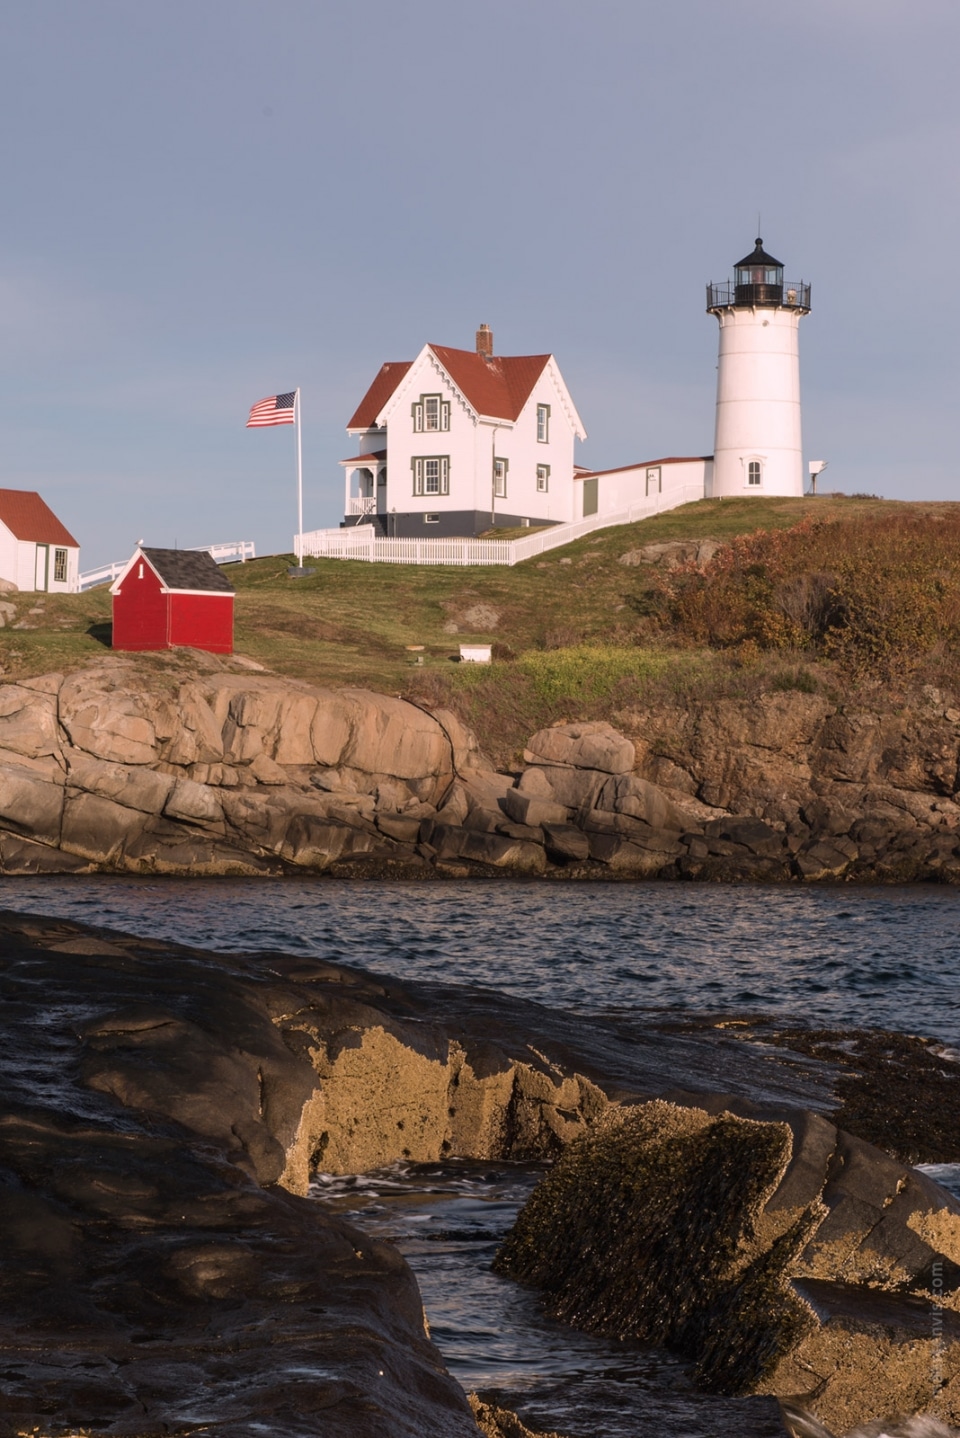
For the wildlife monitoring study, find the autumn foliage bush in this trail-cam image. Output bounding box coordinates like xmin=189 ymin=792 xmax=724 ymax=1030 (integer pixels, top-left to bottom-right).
xmin=651 ymin=513 xmax=960 ymax=677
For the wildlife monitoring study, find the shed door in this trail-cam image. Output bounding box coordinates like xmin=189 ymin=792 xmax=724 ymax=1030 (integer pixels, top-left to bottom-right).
xmin=34 ymin=545 xmax=48 ymax=592
xmin=582 ymin=477 xmax=598 ymax=518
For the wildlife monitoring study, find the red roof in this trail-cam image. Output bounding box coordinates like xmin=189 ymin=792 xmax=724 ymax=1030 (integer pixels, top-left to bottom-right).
xmin=347 ymin=362 xmax=413 ymax=429
xmin=338 ymin=449 xmax=386 ymax=465
xmin=347 ymin=347 xmax=552 ymax=428
xmin=0 ymin=489 xmax=78 ymax=546
xmin=576 ymin=456 xmax=712 ymax=478
xmin=429 ymin=346 xmax=550 ymax=421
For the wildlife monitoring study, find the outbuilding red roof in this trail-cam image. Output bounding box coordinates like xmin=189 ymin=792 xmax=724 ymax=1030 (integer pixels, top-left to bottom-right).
xmin=347 ymin=347 xmax=552 ymax=428
xmin=575 ymin=456 xmax=713 ymax=478
xmin=0 ymin=489 xmax=78 ymax=547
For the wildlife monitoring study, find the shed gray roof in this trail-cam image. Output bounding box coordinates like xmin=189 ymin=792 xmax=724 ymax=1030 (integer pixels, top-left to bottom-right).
xmin=140 ymin=548 xmax=234 ymax=593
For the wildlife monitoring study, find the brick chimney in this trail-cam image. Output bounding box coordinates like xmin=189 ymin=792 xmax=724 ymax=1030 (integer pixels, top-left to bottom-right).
xmin=476 ymin=323 xmax=493 ymax=358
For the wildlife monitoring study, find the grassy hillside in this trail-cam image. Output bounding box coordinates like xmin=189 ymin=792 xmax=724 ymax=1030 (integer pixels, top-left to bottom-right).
xmin=2 ymin=494 xmax=957 ymax=766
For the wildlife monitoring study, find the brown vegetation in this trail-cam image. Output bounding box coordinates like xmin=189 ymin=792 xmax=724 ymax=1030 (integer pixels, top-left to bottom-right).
xmin=648 ymin=510 xmax=960 ymax=680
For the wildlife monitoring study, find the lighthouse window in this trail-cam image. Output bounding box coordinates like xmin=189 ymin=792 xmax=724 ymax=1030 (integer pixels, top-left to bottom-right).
xmin=747 ymin=461 xmax=762 ymax=487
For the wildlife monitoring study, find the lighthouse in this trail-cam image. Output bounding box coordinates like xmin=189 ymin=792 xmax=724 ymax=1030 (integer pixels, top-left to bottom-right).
xmin=706 ymin=238 xmax=811 ymax=497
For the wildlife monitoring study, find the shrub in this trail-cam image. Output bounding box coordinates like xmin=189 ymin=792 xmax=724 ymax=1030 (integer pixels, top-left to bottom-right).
xmin=650 ymin=513 xmax=960 ymax=678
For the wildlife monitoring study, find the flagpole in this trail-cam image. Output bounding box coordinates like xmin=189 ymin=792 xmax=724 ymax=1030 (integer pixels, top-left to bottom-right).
xmin=295 ymin=387 xmax=303 ymax=562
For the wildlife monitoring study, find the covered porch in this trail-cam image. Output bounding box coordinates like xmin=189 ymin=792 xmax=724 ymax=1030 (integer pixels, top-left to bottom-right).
xmin=340 ymin=450 xmax=387 ymax=525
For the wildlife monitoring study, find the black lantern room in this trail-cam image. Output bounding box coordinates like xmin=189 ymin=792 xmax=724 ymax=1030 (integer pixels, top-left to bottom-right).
xmin=734 ymin=238 xmax=783 ymax=306
xmin=706 ymin=239 xmax=811 ymax=313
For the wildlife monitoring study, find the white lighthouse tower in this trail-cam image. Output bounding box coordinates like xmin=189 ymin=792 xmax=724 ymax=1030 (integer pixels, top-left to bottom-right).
xmin=706 ymin=238 xmax=811 ymax=497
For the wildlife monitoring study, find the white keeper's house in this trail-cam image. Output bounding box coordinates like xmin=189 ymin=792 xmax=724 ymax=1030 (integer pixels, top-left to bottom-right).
xmin=342 ymin=325 xmax=587 ymax=537
xmin=341 ymin=325 xmax=714 ymax=539
xmin=0 ymin=489 xmax=80 ymax=592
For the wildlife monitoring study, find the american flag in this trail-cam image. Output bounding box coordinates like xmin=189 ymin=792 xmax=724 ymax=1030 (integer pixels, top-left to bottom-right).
xmin=246 ymin=391 xmax=296 ymax=428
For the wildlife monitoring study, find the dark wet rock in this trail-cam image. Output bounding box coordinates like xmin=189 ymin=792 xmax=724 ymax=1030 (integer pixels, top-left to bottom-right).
xmin=495 ymin=1101 xmax=960 ymax=1434
xmin=6 ymin=909 xmax=960 ymax=1433
xmin=0 ymin=906 xmax=841 ymax=1433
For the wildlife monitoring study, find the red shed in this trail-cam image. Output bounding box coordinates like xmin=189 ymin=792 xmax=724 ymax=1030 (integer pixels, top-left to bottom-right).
xmin=111 ymin=547 xmax=234 ymax=654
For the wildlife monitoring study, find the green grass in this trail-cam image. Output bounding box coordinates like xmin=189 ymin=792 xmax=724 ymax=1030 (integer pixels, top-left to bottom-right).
xmin=0 ymin=495 xmax=951 ymax=759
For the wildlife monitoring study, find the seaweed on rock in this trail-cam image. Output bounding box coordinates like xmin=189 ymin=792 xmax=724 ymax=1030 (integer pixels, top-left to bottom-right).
xmin=494 ymin=1101 xmax=817 ymax=1393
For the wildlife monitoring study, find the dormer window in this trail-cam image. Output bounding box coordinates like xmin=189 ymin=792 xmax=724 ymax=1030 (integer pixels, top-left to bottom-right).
xmin=413 ymin=394 xmax=450 ymax=433
xmin=536 ymin=404 xmax=550 ymax=443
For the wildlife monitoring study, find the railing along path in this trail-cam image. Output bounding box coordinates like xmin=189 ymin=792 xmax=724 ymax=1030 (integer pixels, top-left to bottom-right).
xmin=79 ymin=541 xmax=256 ymax=591
xmin=296 ymin=483 xmax=704 ymax=567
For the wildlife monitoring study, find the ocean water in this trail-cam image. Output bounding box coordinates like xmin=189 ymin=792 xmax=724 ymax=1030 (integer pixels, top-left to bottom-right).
xmin=2 ymin=875 xmax=958 ymax=1041
xmin=3 ymin=875 xmax=959 ymax=1436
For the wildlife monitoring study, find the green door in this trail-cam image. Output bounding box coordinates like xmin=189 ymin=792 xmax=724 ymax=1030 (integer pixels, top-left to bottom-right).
xmin=582 ymin=477 xmax=598 ymax=517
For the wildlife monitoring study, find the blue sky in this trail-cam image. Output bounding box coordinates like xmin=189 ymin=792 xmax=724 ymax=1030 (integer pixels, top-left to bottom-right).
xmin=1 ymin=0 xmax=957 ymax=566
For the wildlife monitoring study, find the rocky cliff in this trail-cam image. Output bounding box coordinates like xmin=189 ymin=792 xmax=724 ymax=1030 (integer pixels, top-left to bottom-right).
xmin=1 ymin=659 xmax=959 ymax=881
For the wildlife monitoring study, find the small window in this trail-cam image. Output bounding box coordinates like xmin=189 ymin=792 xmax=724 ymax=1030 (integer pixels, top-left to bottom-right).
xmin=424 ymin=513 xmax=440 ymax=523
xmin=53 ymin=548 xmax=68 ymax=583
xmin=494 ymin=458 xmax=508 ymax=498
xmin=536 ymin=404 xmax=550 ymax=443
xmin=536 ymin=464 xmax=550 ymax=492
xmin=747 ymin=460 xmax=762 ymax=487
xmin=413 ymin=394 xmax=450 ymax=433
xmin=412 ymin=455 xmax=449 ymax=496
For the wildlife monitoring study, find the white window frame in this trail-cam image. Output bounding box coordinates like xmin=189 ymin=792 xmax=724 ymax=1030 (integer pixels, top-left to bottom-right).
xmin=536 ymin=403 xmax=550 ymax=443
xmin=536 ymin=464 xmax=550 ymax=493
xmin=413 ymin=394 xmax=450 ymax=433
xmin=424 ymin=513 xmax=440 ymax=523
xmin=412 ymin=455 xmax=450 ymax=496
xmin=746 ymin=459 xmax=763 ymax=487
xmin=494 ymin=457 xmax=508 ymax=498
xmin=53 ymin=547 xmax=68 ymax=583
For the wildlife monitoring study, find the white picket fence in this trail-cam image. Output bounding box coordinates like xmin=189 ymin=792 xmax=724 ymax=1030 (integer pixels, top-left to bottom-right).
xmin=296 ymin=483 xmax=705 ymax=567
xmin=79 ymin=540 xmax=256 ymax=591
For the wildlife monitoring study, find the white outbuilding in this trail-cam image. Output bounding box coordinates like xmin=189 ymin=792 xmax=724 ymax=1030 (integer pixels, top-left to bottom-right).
xmin=0 ymin=489 xmax=80 ymax=592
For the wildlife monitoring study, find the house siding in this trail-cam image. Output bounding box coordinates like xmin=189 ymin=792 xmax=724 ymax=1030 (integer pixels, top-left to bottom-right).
xmin=112 ymin=562 xmax=169 ymax=650
xmin=168 ymin=593 xmax=234 ymax=653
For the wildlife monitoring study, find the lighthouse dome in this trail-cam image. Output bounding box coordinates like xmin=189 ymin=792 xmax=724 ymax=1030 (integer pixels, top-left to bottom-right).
xmin=734 ymin=238 xmax=784 ymax=306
